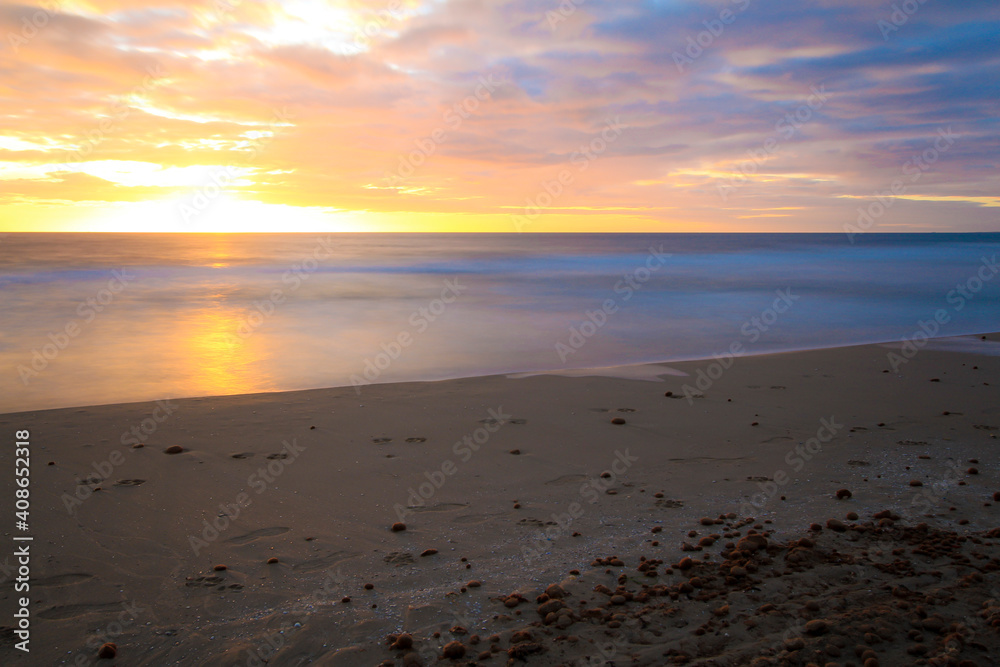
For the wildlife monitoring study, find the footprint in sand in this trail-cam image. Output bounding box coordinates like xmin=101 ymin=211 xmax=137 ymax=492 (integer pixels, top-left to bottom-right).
xmin=372 ymin=437 xmax=392 ymax=444
xmin=405 ymin=437 xmax=427 ymax=443
xmin=77 ymin=475 xmax=102 ymax=486
xmin=974 ymin=424 xmax=998 ymax=431
xmin=654 ymin=498 xmax=684 ymax=509
xmin=510 ymin=418 xmax=528 ymax=424
xmin=231 ymin=452 xmax=254 ymax=459
xmin=847 ymin=460 xmax=871 ymax=467
xmin=897 ymin=440 xmax=930 ymax=446
xmin=517 ymin=517 xmax=555 ymax=527
xmin=384 ymin=551 xmax=415 ymax=566
xmin=113 ymin=479 xmax=146 ymax=487
xmin=266 ymin=452 xmax=289 ymax=460
xmin=226 ymin=527 xmax=290 ymax=545
xmin=588 ymin=408 xmax=610 ymax=413
xmin=617 ymin=408 xmax=637 ymax=413
xmin=770 ymin=385 xmax=787 ymax=390
xmin=38 ymin=601 xmax=124 ymax=620
xmin=745 ymin=476 xmax=772 ymax=482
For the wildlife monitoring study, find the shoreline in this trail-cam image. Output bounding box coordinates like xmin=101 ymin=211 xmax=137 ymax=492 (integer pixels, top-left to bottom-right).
xmin=2 ymin=334 xmax=999 ymax=665
xmin=6 ymin=330 xmax=997 ymax=417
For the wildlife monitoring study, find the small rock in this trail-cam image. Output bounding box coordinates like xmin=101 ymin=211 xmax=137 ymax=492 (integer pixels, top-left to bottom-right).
xmin=420 ymin=548 xmax=438 ymax=557
xmin=164 ymin=445 xmax=184 ymax=454
xmin=213 ymin=564 xmax=227 ymax=571
xmin=610 ymin=418 xmax=626 ymax=425
xmin=266 ymin=557 xmax=279 ymax=564
xmin=836 ymin=488 xmax=852 ymax=500
xmin=441 ymin=640 xmax=465 ymax=659
xmin=826 ymin=519 xmax=847 ymax=532
xmin=805 ymin=619 xmax=829 ymax=635
xmin=390 ymin=633 xmax=413 ymax=650
xmin=391 ymin=522 xmax=407 ymax=532
xmin=97 ymin=643 xmax=117 ymax=659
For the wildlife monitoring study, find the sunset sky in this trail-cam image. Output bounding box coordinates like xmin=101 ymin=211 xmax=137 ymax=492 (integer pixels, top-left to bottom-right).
xmin=1 ymin=0 xmax=998 ymax=232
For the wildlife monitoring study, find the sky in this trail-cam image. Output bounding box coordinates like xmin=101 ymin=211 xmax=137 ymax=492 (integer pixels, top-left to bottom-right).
xmin=0 ymin=0 xmax=998 ymax=233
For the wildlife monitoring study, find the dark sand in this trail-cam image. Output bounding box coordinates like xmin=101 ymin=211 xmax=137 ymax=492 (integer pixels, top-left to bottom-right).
xmin=1 ymin=335 xmax=999 ymax=665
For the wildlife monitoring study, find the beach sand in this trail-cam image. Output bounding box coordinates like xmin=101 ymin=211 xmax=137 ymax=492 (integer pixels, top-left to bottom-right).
xmin=2 ymin=335 xmax=999 ymax=666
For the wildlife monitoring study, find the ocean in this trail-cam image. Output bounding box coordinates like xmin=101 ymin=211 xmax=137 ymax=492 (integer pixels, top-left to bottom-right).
xmin=2 ymin=232 xmax=998 ymax=413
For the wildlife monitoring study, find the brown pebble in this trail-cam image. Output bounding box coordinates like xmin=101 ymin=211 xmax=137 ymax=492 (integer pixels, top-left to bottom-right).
xmin=846 ymin=512 xmax=858 ymax=521
xmin=909 ymin=480 xmax=923 ymax=487
xmin=164 ymin=445 xmax=184 ymax=454
xmin=47 ymin=461 xmax=55 ymax=465
xmin=968 ymin=467 xmax=979 ymax=475
xmin=390 ymin=633 xmax=413 ymax=650
xmin=420 ymin=548 xmax=438 ymax=557
xmin=610 ymin=417 xmax=626 ymax=425
xmin=467 ymin=580 xmax=481 ymax=587
xmin=97 ymin=643 xmax=117 ymax=659
xmin=836 ymin=488 xmax=852 ymax=500
xmin=826 ymin=519 xmax=847 ymax=532
xmin=509 ymin=449 xmax=521 ymax=455
xmin=993 ymin=492 xmax=1000 ymax=502
xmin=804 ymin=619 xmax=829 ymax=635
xmin=213 ymin=564 xmax=227 ymax=571
xmin=391 ymin=522 xmax=407 ymax=532
xmin=653 ymin=492 xmax=664 ymax=498
xmin=441 ymin=641 xmax=465 ymax=659
xmin=266 ymin=557 xmax=279 ymax=564
xmin=651 ymin=526 xmax=662 ymax=533
xmin=364 ymin=583 xmax=374 ymax=590
xmin=341 ymin=596 xmax=351 ymax=603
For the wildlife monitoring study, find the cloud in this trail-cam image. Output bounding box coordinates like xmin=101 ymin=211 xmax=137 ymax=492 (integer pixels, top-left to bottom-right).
xmin=1 ymin=0 xmax=998 ymax=231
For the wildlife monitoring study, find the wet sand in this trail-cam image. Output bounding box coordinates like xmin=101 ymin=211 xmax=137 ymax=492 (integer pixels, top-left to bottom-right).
xmin=1 ymin=335 xmax=999 ymax=665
